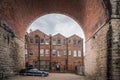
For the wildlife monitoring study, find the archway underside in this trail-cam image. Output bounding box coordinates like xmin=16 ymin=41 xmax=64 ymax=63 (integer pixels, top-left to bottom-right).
xmin=0 ymin=0 xmax=108 ymax=39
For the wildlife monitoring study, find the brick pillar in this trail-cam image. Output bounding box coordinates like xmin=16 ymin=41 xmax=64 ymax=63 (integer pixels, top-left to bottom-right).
xmin=106 ymin=22 xmax=113 ymax=80
xmin=0 ymin=23 xmax=25 ymax=76
xmin=110 ymin=19 xmax=120 ymax=80
xmin=109 ymin=0 xmax=120 ymax=80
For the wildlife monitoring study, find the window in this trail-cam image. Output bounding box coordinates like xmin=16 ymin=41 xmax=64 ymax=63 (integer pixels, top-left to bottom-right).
xmin=30 ymin=38 xmax=33 ymax=43
xmin=57 ymin=51 xmax=60 ymax=57
xmin=68 ymin=50 xmax=71 ymax=55
xmin=73 ymin=40 xmax=76 ymax=45
xmin=57 ymin=39 xmax=61 ymax=45
xmin=73 ymin=50 xmax=77 ymax=57
xmin=78 ymin=50 xmax=81 ymax=57
xmin=29 ymin=49 xmax=33 ymax=55
xmin=63 ymin=39 xmax=66 ymax=45
xmin=64 ymin=50 xmax=66 ymax=55
xmin=52 ymin=50 xmax=57 ymax=56
xmin=40 ymin=49 xmax=44 ymax=56
xmin=69 ymin=40 xmax=71 ymax=43
xmin=45 ymin=39 xmax=49 ymax=44
xmin=40 ymin=61 xmax=46 ymax=70
xmin=35 ymin=38 xmax=40 ymax=43
xmin=45 ymin=61 xmax=50 ymax=70
xmin=78 ymin=40 xmax=81 ymax=46
xmin=41 ymin=38 xmax=44 ymax=44
xmin=35 ymin=35 xmax=40 ymax=43
xmin=52 ymin=39 xmax=56 ymax=45
xmin=40 ymin=61 xmax=49 ymax=70
xmin=45 ymin=49 xmax=49 ymax=56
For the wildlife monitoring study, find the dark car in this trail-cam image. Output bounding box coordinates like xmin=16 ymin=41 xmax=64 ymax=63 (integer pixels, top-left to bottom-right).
xmin=19 ymin=68 xmax=49 ymax=77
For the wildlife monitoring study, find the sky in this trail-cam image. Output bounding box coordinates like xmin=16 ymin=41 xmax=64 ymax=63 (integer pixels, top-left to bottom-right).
xmin=26 ymin=14 xmax=85 ymax=39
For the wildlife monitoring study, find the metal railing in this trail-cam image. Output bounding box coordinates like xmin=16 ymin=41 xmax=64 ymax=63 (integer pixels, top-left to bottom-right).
xmin=0 ymin=71 xmax=15 ymax=80
xmin=0 ymin=72 xmax=5 ymax=80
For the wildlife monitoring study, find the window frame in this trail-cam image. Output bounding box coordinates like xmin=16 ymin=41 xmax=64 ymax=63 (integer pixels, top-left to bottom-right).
xmin=78 ymin=50 xmax=81 ymax=57
xmin=40 ymin=49 xmax=44 ymax=56
xmin=45 ymin=49 xmax=49 ymax=56
xmin=73 ymin=40 xmax=77 ymax=46
xmin=57 ymin=39 xmax=61 ymax=45
xmin=73 ymin=50 xmax=77 ymax=57
xmin=52 ymin=49 xmax=57 ymax=56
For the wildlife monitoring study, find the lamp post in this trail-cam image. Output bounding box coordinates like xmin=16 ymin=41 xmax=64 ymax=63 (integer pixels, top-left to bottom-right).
xmin=35 ymin=35 xmax=40 ymax=70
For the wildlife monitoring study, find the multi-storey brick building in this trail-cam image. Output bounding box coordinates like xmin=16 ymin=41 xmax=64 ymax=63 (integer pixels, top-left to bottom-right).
xmin=25 ymin=29 xmax=83 ymax=73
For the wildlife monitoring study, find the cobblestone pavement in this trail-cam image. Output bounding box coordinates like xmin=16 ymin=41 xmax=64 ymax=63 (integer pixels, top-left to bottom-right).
xmin=7 ymin=73 xmax=89 ymax=80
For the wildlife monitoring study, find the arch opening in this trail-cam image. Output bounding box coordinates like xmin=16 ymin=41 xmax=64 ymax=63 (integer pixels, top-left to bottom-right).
xmin=26 ymin=13 xmax=85 ymax=39
xmin=25 ymin=13 xmax=85 ymax=74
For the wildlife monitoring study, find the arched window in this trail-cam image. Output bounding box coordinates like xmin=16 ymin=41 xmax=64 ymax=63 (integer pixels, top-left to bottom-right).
xmin=35 ymin=35 xmax=40 ymax=43
xmin=57 ymin=39 xmax=61 ymax=45
xmin=78 ymin=40 xmax=81 ymax=46
xmin=30 ymin=38 xmax=33 ymax=43
xmin=73 ymin=50 xmax=77 ymax=57
xmin=73 ymin=40 xmax=77 ymax=45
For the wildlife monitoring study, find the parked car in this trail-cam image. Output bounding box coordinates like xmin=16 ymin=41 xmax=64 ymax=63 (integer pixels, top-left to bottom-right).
xmin=19 ymin=68 xmax=49 ymax=77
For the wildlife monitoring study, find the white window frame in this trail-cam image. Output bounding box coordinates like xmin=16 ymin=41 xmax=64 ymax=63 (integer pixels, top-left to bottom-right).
xmin=57 ymin=51 xmax=60 ymax=57
xmin=45 ymin=39 xmax=49 ymax=45
xmin=78 ymin=50 xmax=81 ymax=57
xmin=73 ymin=40 xmax=77 ymax=45
xmin=52 ymin=49 xmax=57 ymax=56
xmin=57 ymin=39 xmax=61 ymax=45
xmin=40 ymin=49 xmax=44 ymax=56
xmin=45 ymin=49 xmax=49 ymax=56
xmin=64 ymin=50 xmax=66 ymax=55
xmin=73 ymin=50 xmax=77 ymax=57
xmin=52 ymin=39 xmax=56 ymax=45
xmin=78 ymin=40 xmax=81 ymax=46
xmin=40 ymin=38 xmax=44 ymax=44
xmin=68 ymin=50 xmax=71 ymax=55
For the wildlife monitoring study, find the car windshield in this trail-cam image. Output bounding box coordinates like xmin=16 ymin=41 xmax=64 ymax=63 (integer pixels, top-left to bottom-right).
xmin=28 ymin=68 xmax=39 ymax=72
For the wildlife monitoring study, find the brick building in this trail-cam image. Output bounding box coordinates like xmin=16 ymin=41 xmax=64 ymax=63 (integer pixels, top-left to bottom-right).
xmin=25 ymin=29 xmax=83 ymax=73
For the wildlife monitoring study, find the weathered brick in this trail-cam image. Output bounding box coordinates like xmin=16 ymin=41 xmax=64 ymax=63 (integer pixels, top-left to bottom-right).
xmin=0 ymin=25 xmax=25 ymax=76
xmin=0 ymin=0 xmax=107 ymax=39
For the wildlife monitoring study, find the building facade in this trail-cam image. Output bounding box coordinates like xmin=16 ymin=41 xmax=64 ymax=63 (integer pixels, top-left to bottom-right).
xmin=25 ymin=30 xmax=83 ymax=73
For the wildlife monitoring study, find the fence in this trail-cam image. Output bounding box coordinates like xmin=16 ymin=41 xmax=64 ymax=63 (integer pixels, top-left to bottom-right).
xmin=0 ymin=72 xmax=15 ymax=80
xmin=0 ymin=72 xmax=5 ymax=80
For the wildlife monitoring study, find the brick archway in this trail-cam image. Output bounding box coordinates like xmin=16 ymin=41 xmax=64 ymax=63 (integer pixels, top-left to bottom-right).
xmin=0 ymin=0 xmax=108 ymax=39
xmin=1 ymin=0 xmax=119 ymax=80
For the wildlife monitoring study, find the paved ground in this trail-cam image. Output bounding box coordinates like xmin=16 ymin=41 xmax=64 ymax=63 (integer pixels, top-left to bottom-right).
xmin=7 ymin=73 xmax=89 ymax=80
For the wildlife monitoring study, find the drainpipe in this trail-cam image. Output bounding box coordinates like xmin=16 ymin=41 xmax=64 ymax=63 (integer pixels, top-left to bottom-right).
xmin=38 ymin=36 xmax=40 ymax=70
xmin=49 ymin=35 xmax=52 ymax=70
xmin=81 ymin=39 xmax=84 ymax=75
xmin=66 ymin=38 xmax=69 ymax=71
xmin=25 ymin=32 xmax=29 ymax=69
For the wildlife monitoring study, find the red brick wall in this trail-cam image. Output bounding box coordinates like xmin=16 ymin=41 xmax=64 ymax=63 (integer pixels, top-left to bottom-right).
xmin=0 ymin=0 xmax=107 ymax=39
xmin=26 ymin=30 xmax=83 ymax=72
